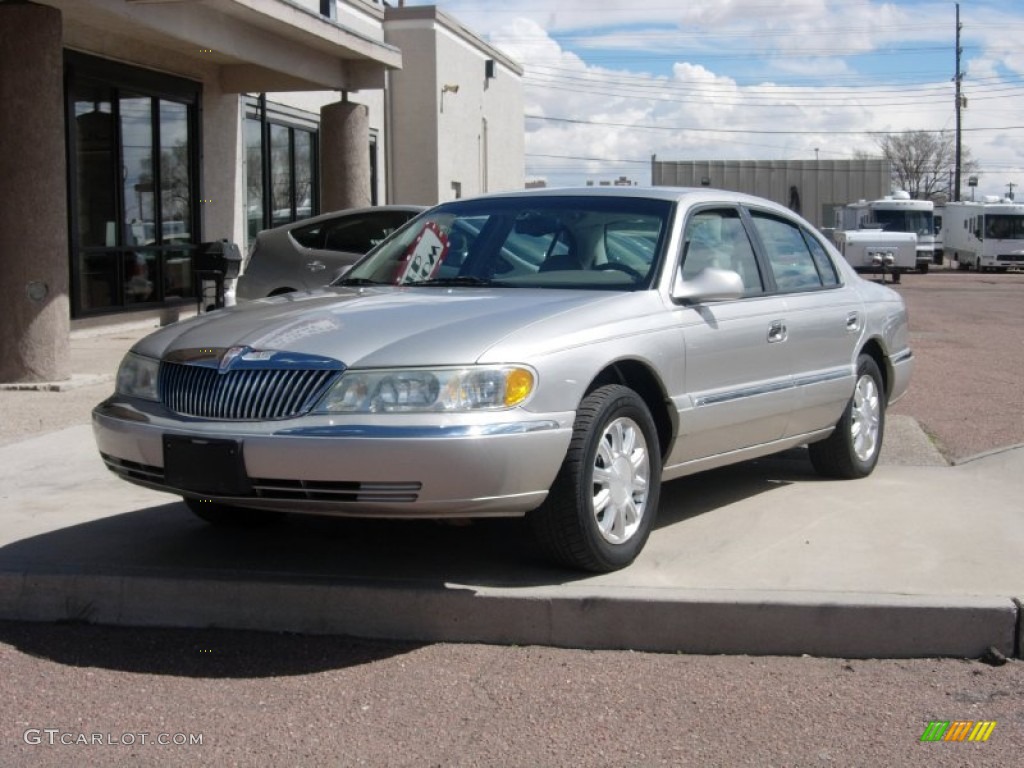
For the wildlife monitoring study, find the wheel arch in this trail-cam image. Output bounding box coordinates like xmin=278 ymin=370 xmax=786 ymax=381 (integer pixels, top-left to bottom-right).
xmin=583 ymin=360 xmax=674 ymax=462
xmin=858 ymin=338 xmax=891 ymax=401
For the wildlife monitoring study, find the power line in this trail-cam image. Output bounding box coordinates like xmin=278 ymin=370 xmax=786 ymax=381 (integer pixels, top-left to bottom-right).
xmin=526 ymin=113 xmax=1024 ymax=136
xmin=522 ymin=77 xmax=967 ymax=109
xmin=525 ymin=63 xmax=1024 ymax=94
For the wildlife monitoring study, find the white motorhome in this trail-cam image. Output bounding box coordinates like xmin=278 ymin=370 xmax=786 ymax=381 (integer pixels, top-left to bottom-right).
xmin=834 ymin=191 xmax=936 ymax=273
xmin=942 ymin=198 xmax=1024 ymax=272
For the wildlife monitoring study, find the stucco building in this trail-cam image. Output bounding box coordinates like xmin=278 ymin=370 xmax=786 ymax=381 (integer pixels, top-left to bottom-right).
xmin=0 ymin=0 xmax=523 ymax=383
xmin=651 ymin=157 xmax=891 ymax=230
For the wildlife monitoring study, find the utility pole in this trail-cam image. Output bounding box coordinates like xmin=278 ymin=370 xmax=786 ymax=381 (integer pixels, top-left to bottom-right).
xmin=954 ymin=3 xmax=963 ymax=202
xmin=1007 ymin=182 xmax=1017 ymax=201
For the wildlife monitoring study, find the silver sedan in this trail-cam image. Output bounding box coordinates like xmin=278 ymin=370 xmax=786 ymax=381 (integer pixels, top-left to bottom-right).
xmin=94 ymin=187 xmax=912 ymax=572
xmin=236 ymin=205 xmax=425 ymax=300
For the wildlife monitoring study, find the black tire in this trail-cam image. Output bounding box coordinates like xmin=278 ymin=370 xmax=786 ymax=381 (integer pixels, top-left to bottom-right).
xmin=918 ymin=261 xmax=929 ymax=274
xmin=809 ymin=355 xmax=886 ymax=480
xmin=528 ymin=385 xmax=661 ymax=572
xmin=184 ymin=497 xmax=283 ymax=526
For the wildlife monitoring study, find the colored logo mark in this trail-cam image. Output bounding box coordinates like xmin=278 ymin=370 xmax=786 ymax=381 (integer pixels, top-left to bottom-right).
xmin=920 ymin=721 xmax=996 ymax=742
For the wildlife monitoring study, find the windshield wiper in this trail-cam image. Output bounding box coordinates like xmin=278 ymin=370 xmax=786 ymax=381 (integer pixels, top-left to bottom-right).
xmin=404 ymin=276 xmax=493 ymax=287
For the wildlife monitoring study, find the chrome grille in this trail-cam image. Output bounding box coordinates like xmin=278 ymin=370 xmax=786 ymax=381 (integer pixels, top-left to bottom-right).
xmin=159 ymin=363 xmax=340 ymax=420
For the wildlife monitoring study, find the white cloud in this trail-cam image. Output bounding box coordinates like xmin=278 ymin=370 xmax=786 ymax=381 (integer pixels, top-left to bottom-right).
xmin=415 ymin=1 xmax=1024 ymax=196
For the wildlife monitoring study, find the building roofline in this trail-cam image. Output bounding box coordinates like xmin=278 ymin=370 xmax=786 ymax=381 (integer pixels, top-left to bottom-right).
xmin=384 ymin=4 xmax=522 ymax=76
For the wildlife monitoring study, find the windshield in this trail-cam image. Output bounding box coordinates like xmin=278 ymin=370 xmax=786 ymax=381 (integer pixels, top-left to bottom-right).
xmin=871 ymin=209 xmax=934 ymax=238
xmin=335 ymin=196 xmax=672 ymax=291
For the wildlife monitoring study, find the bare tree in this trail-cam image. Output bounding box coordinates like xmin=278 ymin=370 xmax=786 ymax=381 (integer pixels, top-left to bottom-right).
xmin=872 ymin=130 xmax=977 ymax=201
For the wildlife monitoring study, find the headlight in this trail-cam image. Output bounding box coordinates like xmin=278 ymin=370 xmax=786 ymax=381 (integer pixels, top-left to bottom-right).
xmin=116 ymin=352 xmax=160 ymax=401
xmin=317 ymin=366 xmax=536 ymax=413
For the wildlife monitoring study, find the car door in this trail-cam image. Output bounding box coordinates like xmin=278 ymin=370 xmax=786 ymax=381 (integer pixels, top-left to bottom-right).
xmin=744 ymin=208 xmax=861 ymax=439
xmin=664 ymin=206 xmax=795 ymax=469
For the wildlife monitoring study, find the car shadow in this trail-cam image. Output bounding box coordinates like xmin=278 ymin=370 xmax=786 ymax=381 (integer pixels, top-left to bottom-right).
xmin=0 ymin=449 xmax=818 ymax=592
xmin=655 ymin=447 xmax=817 ymax=528
xmin=0 ymin=619 xmax=422 ymax=679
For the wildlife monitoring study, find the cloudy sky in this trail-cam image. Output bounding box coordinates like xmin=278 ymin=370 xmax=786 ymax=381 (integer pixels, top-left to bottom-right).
xmin=403 ymin=0 xmax=1024 ymax=198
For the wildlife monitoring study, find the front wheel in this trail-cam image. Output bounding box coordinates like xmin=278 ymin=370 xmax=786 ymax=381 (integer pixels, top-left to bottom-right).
xmin=809 ymin=355 xmax=886 ymax=479
xmin=528 ymin=385 xmax=661 ymax=572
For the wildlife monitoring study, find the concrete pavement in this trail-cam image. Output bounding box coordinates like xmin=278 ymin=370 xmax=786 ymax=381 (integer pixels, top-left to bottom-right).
xmin=0 ymin=325 xmax=1021 ymax=659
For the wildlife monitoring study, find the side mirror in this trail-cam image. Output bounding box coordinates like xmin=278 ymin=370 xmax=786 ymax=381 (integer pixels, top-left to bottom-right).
xmin=672 ymin=267 xmax=745 ymax=303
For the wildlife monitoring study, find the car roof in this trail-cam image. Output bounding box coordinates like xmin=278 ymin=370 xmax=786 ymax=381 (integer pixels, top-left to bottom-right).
xmin=270 ymin=205 xmax=427 ymax=233
xmin=453 ymin=186 xmax=801 ymax=218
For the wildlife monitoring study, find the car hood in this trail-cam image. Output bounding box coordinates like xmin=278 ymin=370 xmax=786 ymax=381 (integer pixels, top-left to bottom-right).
xmin=132 ymin=287 xmax=660 ymax=368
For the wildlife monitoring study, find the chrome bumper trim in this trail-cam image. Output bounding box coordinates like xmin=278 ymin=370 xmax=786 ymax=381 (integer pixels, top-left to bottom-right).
xmin=273 ymin=420 xmax=561 ymax=438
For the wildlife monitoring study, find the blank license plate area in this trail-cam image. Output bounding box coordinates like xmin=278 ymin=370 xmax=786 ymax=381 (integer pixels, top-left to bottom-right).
xmin=163 ymin=435 xmax=251 ymax=495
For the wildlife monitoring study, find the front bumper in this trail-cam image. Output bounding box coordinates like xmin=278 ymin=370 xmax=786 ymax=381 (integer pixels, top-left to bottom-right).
xmin=93 ymin=399 xmax=574 ymax=518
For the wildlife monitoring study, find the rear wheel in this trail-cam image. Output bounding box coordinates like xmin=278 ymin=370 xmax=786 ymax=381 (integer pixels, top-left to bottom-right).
xmin=809 ymin=355 xmax=886 ymax=479
xmin=528 ymin=385 xmax=661 ymax=572
xmin=184 ymin=497 xmax=283 ymax=526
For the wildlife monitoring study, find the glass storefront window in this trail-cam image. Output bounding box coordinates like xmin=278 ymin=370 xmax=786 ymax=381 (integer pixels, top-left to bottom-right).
xmin=121 ymin=94 xmax=154 ymax=253
xmin=66 ymin=54 xmax=199 ymax=316
xmin=294 ymin=129 xmax=313 ymax=219
xmin=72 ymin=85 xmax=116 ymax=249
xmin=245 ymin=101 xmax=319 ymax=243
xmin=160 ymin=100 xmax=192 ymax=242
xmin=246 ymin=119 xmax=264 ymax=244
xmin=270 ymin=123 xmax=293 ymax=227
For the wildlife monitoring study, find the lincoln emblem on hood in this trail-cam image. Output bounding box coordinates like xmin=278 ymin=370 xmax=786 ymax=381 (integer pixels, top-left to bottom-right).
xmin=218 ymin=346 xmax=248 ymax=373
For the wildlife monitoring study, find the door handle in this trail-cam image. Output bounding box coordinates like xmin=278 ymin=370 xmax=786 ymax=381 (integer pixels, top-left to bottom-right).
xmin=305 ymin=260 xmax=327 ymax=272
xmin=846 ymin=311 xmax=861 ymax=332
xmin=768 ymin=320 xmax=787 ymax=343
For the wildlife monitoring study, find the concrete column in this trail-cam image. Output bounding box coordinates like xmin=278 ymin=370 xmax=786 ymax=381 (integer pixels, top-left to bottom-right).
xmin=0 ymin=2 xmax=70 ymax=382
xmin=320 ymin=100 xmax=371 ymax=211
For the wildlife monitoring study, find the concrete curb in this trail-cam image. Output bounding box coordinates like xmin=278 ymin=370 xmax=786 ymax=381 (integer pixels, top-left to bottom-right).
xmin=952 ymin=442 xmax=1024 ymax=466
xmin=0 ymin=570 xmax=1017 ymax=659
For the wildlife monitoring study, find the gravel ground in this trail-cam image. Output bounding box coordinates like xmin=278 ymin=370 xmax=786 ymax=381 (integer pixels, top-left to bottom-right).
xmin=1 ymin=623 xmax=1022 ymax=768
xmin=887 ymin=270 xmax=1024 ymax=460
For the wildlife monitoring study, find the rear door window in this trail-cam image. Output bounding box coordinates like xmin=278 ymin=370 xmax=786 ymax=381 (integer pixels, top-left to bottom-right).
xmin=749 ymin=212 xmax=827 ymax=292
xmin=322 ymin=211 xmax=417 ymax=253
